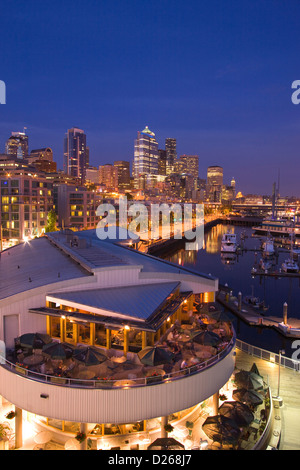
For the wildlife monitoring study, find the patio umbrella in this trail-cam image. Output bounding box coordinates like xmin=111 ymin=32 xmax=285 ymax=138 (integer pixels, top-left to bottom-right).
xmin=250 ymin=363 xmax=263 ymax=378
xmin=232 ymin=388 xmax=264 ymax=407
xmin=147 ymin=438 xmax=185 ymax=450
xmin=192 ymin=330 xmax=221 ymax=347
xmin=138 ymin=346 xmax=174 ymax=366
xmin=234 ymin=370 xmax=264 ymax=390
xmin=17 ymin=333 xmax=52 ymax=350
xmin=42 ymin=342 xmax=75 ymax=360
xmin=219 ymin=401 xmax=254 ymax=427
xmin=207 ymin=310 xmax=231 ymax=323
xmin=202 ymin=415 xmax=241 ymax=445
xmin=73 ymin=346 xmax=107 ymax=366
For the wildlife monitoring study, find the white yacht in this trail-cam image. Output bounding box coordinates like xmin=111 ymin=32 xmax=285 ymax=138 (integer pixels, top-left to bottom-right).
xmin=261 ymin=234 xmax=275 ymax=257
xmin=282 ymin=258 xmax=299 ymax=273
xmin=221 ymin=232 xmax=237 ymax=253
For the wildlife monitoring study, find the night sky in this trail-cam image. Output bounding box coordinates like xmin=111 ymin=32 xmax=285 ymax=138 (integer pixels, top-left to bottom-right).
xmin=1 ymin=0 xmax=300 ymax=196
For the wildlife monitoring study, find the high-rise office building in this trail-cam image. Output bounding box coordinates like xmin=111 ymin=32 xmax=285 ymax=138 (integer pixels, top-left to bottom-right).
xmin=63 ymin=128 xmax=88 ymax=184
xmin=5 ymin=131 xmax=29 ymax=159
xmin=179 ymin=155 xmax=199 ymax=179
xmin=206 ymin=166 xmax=223 ymax=202
xmin=165 ymin=138 xmax=177 ymax=175
xmin=114 ymin=160 xmax=131 ymax=190
xmin=158 ymin=149 xmax=167 ymax=176
xmin=133 ymin=126 xmax=158 ymax=188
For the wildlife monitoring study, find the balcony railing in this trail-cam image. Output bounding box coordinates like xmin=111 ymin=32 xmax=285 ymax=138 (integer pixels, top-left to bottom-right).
xmin=0 ymin=333 xmax=236 ymax=390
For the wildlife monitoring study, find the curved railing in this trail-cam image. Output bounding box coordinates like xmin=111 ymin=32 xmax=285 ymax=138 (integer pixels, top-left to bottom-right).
xmin=0 ymin=333 xmax=236 ymax=390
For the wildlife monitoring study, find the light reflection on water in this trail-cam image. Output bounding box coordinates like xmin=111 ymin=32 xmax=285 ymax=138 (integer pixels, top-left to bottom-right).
xmin=163 ymin=224 xmax=300 ymax=357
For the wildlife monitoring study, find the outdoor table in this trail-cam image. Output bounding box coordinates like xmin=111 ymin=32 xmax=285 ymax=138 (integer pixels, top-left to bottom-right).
xmin=34 ymin=431 xmax=52 ymax=447
xmin=23 ymin=355 xmax=44 ymax=366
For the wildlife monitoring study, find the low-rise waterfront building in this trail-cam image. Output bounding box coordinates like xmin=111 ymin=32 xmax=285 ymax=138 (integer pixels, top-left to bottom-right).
xmin=0 ymin=229 xmax=236 ymax=449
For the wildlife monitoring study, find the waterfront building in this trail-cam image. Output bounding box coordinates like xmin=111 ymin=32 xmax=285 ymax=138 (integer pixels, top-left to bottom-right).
xmin=0 ymin=229 xmax=235 ymax=450
xmin=54 ymin=184 xmax=101 ymax=230
xmin=63 ymin=128 xmax=88 ymax=184
xmin=0 ymin=169 xmax=54 ymax=248
xmin=133 ymin=126 xmax=158 ymax=188
xmin=5 ymin=131 xmax=29 ymax=159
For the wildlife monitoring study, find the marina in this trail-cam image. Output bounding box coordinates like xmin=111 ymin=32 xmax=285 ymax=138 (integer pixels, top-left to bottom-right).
xmin=160 ymin=221 xmax=300 ymax=357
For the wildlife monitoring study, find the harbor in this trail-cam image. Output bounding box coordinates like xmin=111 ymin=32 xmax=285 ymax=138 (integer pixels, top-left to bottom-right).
xmin=160 ymin=220 xmax=300 ymax=357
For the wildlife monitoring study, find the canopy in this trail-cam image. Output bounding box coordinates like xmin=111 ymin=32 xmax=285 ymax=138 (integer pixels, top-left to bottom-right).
xmin=147 ymin=438 xmax=185 ymax=450
xmin=202 ymin=415 xmax=241 ymax=445
xmin=73 ymin=346 xmax=107 ymax=366
xmin=16 ymin=333 xmax=52 ymax=349
xmin=192 ymin=330 xmax=220 ymax=347
xmin=219 ymin=401 xmax=254 ymax=427
xmin=232 ymin=388 xmax=264 ymax=407
xmin=138 ymin=346 xmax=174 ymax=366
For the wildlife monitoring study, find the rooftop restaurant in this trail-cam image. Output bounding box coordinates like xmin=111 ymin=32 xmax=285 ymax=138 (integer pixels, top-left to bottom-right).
xmin=0 ymin=230 xmax=275 ymax=450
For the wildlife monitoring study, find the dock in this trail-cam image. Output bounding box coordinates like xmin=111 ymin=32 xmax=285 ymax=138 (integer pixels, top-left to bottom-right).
xmin=217 ymin=291 xmax=300 ymax=339
xmin=251 ymin=268 xmax=300 ymax=278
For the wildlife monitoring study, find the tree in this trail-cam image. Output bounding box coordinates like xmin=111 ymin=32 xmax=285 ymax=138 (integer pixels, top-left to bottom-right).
xmin=45 ymin=209 xmax=57 ymax=233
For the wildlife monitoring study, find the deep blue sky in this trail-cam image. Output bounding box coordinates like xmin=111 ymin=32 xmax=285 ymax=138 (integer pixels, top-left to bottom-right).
xmin=1 ymin=0 xmax=300 ymax=196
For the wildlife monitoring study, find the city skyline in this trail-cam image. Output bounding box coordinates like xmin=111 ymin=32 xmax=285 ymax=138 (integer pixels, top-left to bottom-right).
xmin=1 ymin=1 xmax=300 ymax=196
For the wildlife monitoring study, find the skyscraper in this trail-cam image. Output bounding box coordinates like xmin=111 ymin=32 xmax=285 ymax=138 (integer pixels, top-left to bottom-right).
xmin=158 ymin=149 xmax=167 ymax=176
xmin=133 ymin=126 xmax=158 ymax=188
xmin=206 ymin=166 xmax=223 ymax=202
xmin=179 ymin=155 xmax=199 ymax=179
xmin=114 ymin=160 xmax=131 ymax=190
xmin=165 ymin=138 xmax=177 ymax=175
xmin=63 ymin=128 xmax=88 ymax=183
xmin=5 ymin=131 xmax=29 ymax=159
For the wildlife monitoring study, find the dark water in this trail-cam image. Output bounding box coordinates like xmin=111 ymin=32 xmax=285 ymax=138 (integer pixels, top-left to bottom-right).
xmin=162 ymin=224 xmax=300 ymax=358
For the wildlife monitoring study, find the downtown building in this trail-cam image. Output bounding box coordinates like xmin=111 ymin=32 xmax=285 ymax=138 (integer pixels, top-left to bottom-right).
xmin=133 ymin=126 xmax=159 ymax=189
xmin=114 ymin=161 xmax=131 ymax=191
xmin=165 ymin=138 xmax=177 ymax=175
xmin=63 ymin=128 xmax=89 ymax=184
xmin=0 ymin=168 xmax=54 ymax=248
xmin=206 ymin=166 xmax=224 ymax=203
xmin=5 ymin=131 xmax=29 ymax=160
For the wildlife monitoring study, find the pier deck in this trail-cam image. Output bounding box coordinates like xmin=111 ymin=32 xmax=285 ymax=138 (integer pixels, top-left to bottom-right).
xmin=217 ymin=291 xmax=300 ymax=338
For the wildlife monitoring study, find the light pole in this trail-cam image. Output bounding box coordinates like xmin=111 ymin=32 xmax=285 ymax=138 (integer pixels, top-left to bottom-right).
xmin=277 ymin=349 xmax=285 ymax=406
